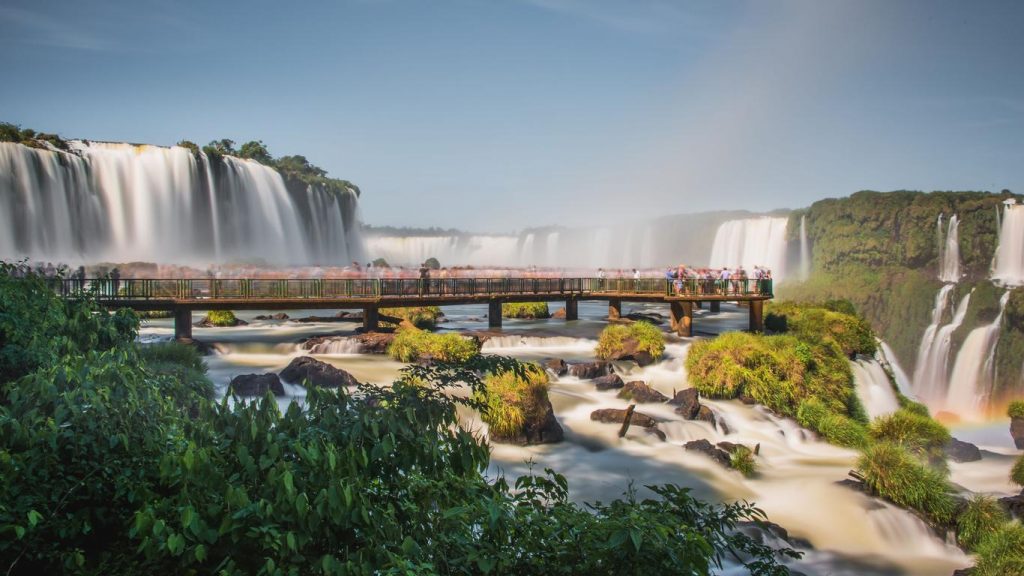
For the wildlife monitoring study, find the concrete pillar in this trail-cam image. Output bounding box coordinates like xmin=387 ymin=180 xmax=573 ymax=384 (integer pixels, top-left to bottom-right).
xmin=488 ymin=300 xmax=502 ymax=328
xmin=564 ymin=299 xmax=578 ymax=321
xmin=749 ymin=300 xmax=764 ymax=333
xmin=363 ymin=307 xmax=379 ymax=331
xmin=173 ymin=308 xmax=193 ymax=341
xmin=608 ymin=299 xmax=622 ymax=320
xmin=710 ymin=301 xmax=721 ymax=313
xmin=670 ymin=301 xmax=693 ymax=337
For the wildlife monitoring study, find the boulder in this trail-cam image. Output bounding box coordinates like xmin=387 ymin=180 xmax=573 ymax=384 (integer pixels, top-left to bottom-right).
xmin=195 ymin=315 xmax=248 ymax=328
xmin=625 ymin=312 xmax=664 ymax=325
xmin=944 ymin=438 xmax=982 ymax=463
xmin=835 ymin=478 xmax=869 ymax=494
xmin=590 ymin=408 xmax=658 ymax=429
xmin=568 ymin=361 xmax=609 ymax=379
xmin=716 ymin=441 xmax=747 ymax=454
xmin=618 ymin=381 xmax=668 ymax=403
xmin=593 ymin=373 xmax=625 ymax=391
xmin=254 ymin=312 xmax=290 ymax=320
xmin=544 ymin=358 xmax=568 ymax=377
xmin=490 ymin=395 xmax=564 ymax=446
xmin=600 ymin=337 xmax=656 ymax=367
xmin=1012 ymin=416 xmax=1024 ymax=449
xmin=670 ymin=388 xmax=701 ymax=419
xmin=229 ymin=373 xmax=285 ymax=397
xmin=683 ymin=439 xmax=732 ymax=468
xmin=280 ymin=356 xmax=361 ymax=388
xmin=551 ymin=308 xmax=567 ymax=319
xmin=999 ymin=490 xmax=1024 ymax=519
xmin=696 ymin=405 xmax=716 ymax=424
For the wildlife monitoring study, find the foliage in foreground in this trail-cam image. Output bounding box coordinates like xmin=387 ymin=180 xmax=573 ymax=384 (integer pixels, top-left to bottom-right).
xmin=473 ymin=363 xmax=550 ymax=437
xmin=1012 ymin=454 xmax=1024 ymax=488
xmin=855 ymin=442 xmax=957 ymax=526
xmin=868 ymin=408 xmax=951 ymax=464
xmin=972 ymin=522 xmax=1024 ymax=576
xmin=381 ymin=306 xmax=443 ymax=329
xmin=730 ymin=446 xmax=758 ymax=478
xmin=386 ymin=327 xmax=480 ymax=363
xmin=502 ymin=302 xmax=550 ymax=319
xmin=956 ymin=495 xmax=1010 ymax=551
xmin=596 ymin=321 xmax=666 ymax=362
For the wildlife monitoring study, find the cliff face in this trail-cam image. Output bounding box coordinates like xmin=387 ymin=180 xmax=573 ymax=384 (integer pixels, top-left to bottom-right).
xmin=779 ymin=190 xmax=1023 ymax=409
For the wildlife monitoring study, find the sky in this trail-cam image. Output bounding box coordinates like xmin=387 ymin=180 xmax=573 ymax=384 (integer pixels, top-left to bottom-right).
xmin=2 ymin=0 xmax=1023 ymax=232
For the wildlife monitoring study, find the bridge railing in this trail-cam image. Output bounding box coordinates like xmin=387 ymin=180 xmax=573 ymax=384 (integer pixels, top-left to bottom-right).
xmin=53 ymin=277 xmax=773 ymax=300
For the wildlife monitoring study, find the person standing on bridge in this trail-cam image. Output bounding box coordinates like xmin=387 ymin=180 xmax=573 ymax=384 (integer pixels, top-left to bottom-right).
xmin=110 ymin=267 xmax=121 ymax=297
xmin=418 ymin=262 xmax=430 ymax=296
xmin=597 ymin=267 xmax=605 ymax=290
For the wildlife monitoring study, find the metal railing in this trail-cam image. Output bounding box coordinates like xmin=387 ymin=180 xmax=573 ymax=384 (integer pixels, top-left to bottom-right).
xmin=53 ymin=277 xmax=773 ymax=301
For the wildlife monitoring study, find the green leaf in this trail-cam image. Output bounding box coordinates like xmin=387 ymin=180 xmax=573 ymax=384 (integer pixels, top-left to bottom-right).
xmin=26 ymin=510 xmax=42 ymax=527
xmin=194 ymin=544 xmax=207 ymax=562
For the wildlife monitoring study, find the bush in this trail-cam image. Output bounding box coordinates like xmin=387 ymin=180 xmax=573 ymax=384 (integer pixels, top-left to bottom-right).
xmin=817 ymin=413 xmax=870 ymax=449
xmin=138 ymin=342 xmax=215 ymax=404
xmin=1009 ymin=400 xmax=1024 ymax=419
xmin=765 ymin=301 xmax=876 ymax=357
xmin=855 ymin=443 xmax=957 ymax=525
xmin=205 ymin=310 xmax=238 ymax=327
xmin=387 ymin=327 xmax=480 ymax=363
xmin=596 ymin=322 xmax=665 ymax=362
xmin=869 ymin=408 xmax=950 ymax=462
xmin=381 ymin=306 xmax=443 ymax=329
xmin=730 ymin=446 xmax=757 ymax=478
xmin=973 ymin=522 xmax=1024 ymax=576
xmin=424 ymin=257 xmax=441 ymax=270
xmin=1012 ymin=454 xmax=1024 ymax=488
xmin=502 ymin=302 xmax=550 ymax=319
xmin=956 ymin=495 xmax=1009 ymax=551
xmin=474 ymin=363 xmax=550 ymax=437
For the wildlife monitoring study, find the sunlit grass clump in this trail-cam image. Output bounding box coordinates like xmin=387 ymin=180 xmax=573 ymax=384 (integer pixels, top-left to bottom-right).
xmin=502 ymin=302 xmax=550 ymax=319
xmin=764 ymin=301 xmax=876 ymax=357
xmin=956 ymin=495 xmax=1009 ymax=551
xmin=380 ymin=306 xmax=443 ymax=329
xmin=855 ymin=442 xmax=956 ymax=525
xmin=1011 ymin=454 xmax=1024 ymax=488
xmin=206 ymin=310 xmax=239 ymax=327
xmin=973 ymin=522 xmax=1024 ymax=576
xmin=474 ymin=363 xmax=550 ymax=438
xmin=387 ymin=328 xmax=479 ymax=363
xmin=1009 ymin=400 xmax=1024 ymax=419
xmin=596 ymin=321 xmax=665 ymax=362
xmin=868 ymin=408 xmax=950 ymax=462
xmin=730 ymin=445 xmax=757 ymax=478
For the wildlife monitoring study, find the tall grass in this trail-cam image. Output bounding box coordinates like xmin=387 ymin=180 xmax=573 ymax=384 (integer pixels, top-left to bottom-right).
xmin=973 ymin=522 xmax=1024 ymax=576
xmin=502 ymin=302 xmax=550 ymax=319
xmin=956 ymin=495 xmax=1009 ymax=551
xmin=596 ymin=322 xmax=665 ymax=361
xmin=856 ymin=442 xmax=957 ymax=525
xmin=381 ymin=306 xmax=443 ymax=329
xmin=475 ymin=364 xmax=550 ymax=438
xmin=387 ymin=328 xmax=479 ymax=363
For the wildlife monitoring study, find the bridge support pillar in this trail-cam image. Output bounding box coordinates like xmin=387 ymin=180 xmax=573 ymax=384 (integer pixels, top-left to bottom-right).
xmin=749 ymin=300 xmax=764 ymax=333
xmin=608 ymin=299 xmax=621 ymax=320
xmin=670 ymin=301 xmax=693 ymax=337
xmin=564 ymin=299 xmax=578 ymax=321
xmin=710 ymin=301 xmax=721 ymax=313
xmin=363 ymin=307 xmax=379 ymax=331
xmin=488 ymin=301 xmax=502 ymax=328
xmin=173 ymin=308 xmax=193 ymax=342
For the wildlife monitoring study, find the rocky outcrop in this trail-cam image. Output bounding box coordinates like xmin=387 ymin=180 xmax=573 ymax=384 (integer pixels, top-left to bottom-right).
xmin=1012 ymin=416 xmax=1024 ymax=449
xmin=999 ymin=490 xmax=1024 ymax=519
xmin=254 ymin=312 xmax=290 ymax=320
xmin=683 ymin=439 xmax=732 ymax=468
xmin=301 ymin=332 xmax=395 ymax=354
xmin=544 ymin=358 xmax=568 ymax=377
xmin=593 ymin=373 xmax=625 ymax=391
xmin=280 ymin=356 xmax=361 ymax=388
xmin=669 ymin=388 xmax=701 ymax=419
xmin=568 ymin=361 xmax=609 ymax=379
xmin=195 ymin=315 xmax=248 ymax=327
xmin=229 ymin=373 xmax=285 ymax=396
xmin=490 ymin=396 xmax=564 ymax=446
xmin=944 ymin=438 xmax=982 ymax=463
xmin=590 ymin=408 xmax=659 ymax=429
xmin=617 ymin=381 xmax=668 ymax=403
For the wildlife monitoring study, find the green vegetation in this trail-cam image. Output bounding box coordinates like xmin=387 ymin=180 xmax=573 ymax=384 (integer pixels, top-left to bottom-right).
xmin=137 ymin=310 xmax=173 ymax=319
xmin=730 ymin=446 xmax=757 ymax=478
xmin=1012 ymin=454 xmax=1024 ymax=488
xmin=205 ymin=310 xmax=239 ymax=327
xmin=972 ymin=523 xmax=1024 ymax=576
xmin=855 ymin=442 xmax=957 ymax=525
xmin=956 ymin=495 xmax=1010 ymax=551
xmin=381 ymin=306 xmax=443 ymax=329
xmin=0 ymin=263 xmax=797 ymax=574
xmin=502 ymin=302 xmax=550 ymax=319
xmin=387 ymin=327 xmax=480 ymax=363
xmin=596 ymin=322 xmax=666 ymax=362
xmin=0 ymin=121 xmax=69 ymax=151
xmin=1009 ymin=400 xmax=1024 ymax=420
xmin=868 ymin=408 xmax=950 ymax=463
xmin=424 ymin=257 xmax=441 ymax=270
xmin=766 ymin=301 xmax=876 ymax=357
xmin=474 ymin=363 xmax=549 ymax=437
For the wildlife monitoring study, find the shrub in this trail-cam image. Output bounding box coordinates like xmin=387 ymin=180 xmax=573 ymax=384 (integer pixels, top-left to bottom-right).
xmin=387 ymin=327 xmax=479 ymax=363
xmin=175 ymin=140 xmax=200 ymax=155
xmin=973 ymin=522 xmax=1024 ymax=576
xmin=855 ymin=442 xmax=957 ymax=525
xmin=1012 ymin=454 xmax=1024 ymax=488
xmin=869 ymin=408 xmax=951 ymax=461
xmin=730 ymin=446 xmax=757 ymax=478
xmin=424 ymin=257 xmax=441 ymax=270
xmin=765 ymin=301 xmax=876 ymax=357
xmin=796 ymin=397 xmax=830 ymax=430
xmin=1009 ymin=400 xmax=1024 ymax=419
xmin=205 ymin=310 xmax=238 ymax=327
xmin=597 ymin=322 xmax=665 ymax=362
xmin=474 ymin=363 xmax=550 ymax=437
xmin=900 ymin=399 xmax=931 ymax=417
xmin=956 ymin=495 xmax=1009 ymax=551
xmin=502 ymin=302 xmax=550 ymax=319
xmin=138 ymin=342 xmax=215 ymax=404
xmin=817 ymin=413 xmax=870 ymax=449
xmin=381 ymin=306 xmax=443 ymax=329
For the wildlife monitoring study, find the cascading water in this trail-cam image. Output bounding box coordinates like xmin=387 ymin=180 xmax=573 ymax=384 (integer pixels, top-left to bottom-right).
xmin=852 ymin=356 xmax=900 ymax=419
xmin=946 ymin=291 xmax=1010 ymax=419
xmin=913 ymin=289 xmax=972 ymax=406
xmin=992 ymin=201 xmax=1024 ymax=286
xmin=939 ymin=214 xmax=961 ymax=282
xmin=0 ymin=141 xmax=363 ymax=265
xmin=799 ymin=215 xmax=810 ymax=281
xmin=708 ymin=217 xmax=789 ymax=280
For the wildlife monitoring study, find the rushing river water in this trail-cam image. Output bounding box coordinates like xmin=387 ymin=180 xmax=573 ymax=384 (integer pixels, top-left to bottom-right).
xmin=138 ymin=301 xmax=1022 ymax=576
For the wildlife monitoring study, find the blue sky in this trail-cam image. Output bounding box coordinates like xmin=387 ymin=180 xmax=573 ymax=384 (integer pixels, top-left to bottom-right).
xmin=2 ymin=0 xmax=1022 ymax=231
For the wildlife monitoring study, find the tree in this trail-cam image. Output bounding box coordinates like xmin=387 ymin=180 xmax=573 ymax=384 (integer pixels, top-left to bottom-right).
xmin=237 ymin=140 xmax=272 ymax=164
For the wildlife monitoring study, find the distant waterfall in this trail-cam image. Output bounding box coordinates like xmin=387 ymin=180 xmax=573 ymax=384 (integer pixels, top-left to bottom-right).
xmin=945 ymin=291 xmax=1010 ymax=419
xmin=798 ymin=215 xmax=810 ymax=281
xmin=938 ymin=214 xmax=961 ymax=282
xmin=708 ymin=217 xmax=789 ymax=280
xmin=912 ymin=288 xmax=972 ymax=406
xmin=993 ymin=202 xmax=1024 ymax=286
xmin=364 ymin=235 xmax=522 ymax=268
xmin=0 ymin=141 xmax=363 ymax=265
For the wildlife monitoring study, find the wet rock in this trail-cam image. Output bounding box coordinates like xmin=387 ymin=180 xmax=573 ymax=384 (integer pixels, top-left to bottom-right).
xmin=229 ymin=373 xmax=285 ymax=397
xmin=280 ymin=356 xmax=361 ymax=388
xmin=593 ymin=373 xmax=625 ymax=391
xmin=292 ymin=313 xmax=358 ymax=323
xmin=301 ymin=332 xmax=395 ymax=355
xmin=543 ymin=358 xmax=568 ymax=377
xmin=194 ymin=315 xmax=248 ymax=328
xmin=999 ymin=490 xmax=1024 ymax=519
xmin=551 ymin=308 xmax=567 ymax=319
xmin=568 ymin=361 xmax=610 ymax=379
xmin=254 ymin=312 xmax=290 ymax=320
xmin=716 ymin=441 xmax=748 ymax=454
xmin=952 ymin=569 xmax=975 ymax=576
xmin=945 ymin=438 xmax=982 ymax=463
xmin=670 ymin=388 xmax=701 ymax=419
xmin=696 ymin=405 xmax=716 ymax=424
xmin=590 ymin=408 xmax=659 ymax=429
xmin=835 ymin=478 xmax=869 ymax=494
xmin=1012 ymin=416 xmax=1024 ymax=449
xmin=683 ymin=439 xmax=732 ymax=468
xmin=625 ymin=312 xmax=664 ymax=325
xmin=599 ymin=337 xmax=656 ymax=367
xmin=618 ymin=381 xmax=668 ymax=403
xmin=736 ymin=520 xmax=814 ymax=551
xmin=645 ymin=427 xmax=667 ymax=441
xmin=491 ymin=395 xmax=564 ymax=446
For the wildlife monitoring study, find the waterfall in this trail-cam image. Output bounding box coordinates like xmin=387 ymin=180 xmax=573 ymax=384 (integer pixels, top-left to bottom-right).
xmin=945 ymin=291 xmax=1010 ymax=420
xmin=0 ymin=141 xmax=363 ymax=265
xmin=852 ymin=357 xmax=900 ymax=419
xmin=993 ymin=202 xmax=1024 ymax=286
xmin=938 ymin=214 xmax=961 ymax=282
xmin=708 ymin=217 xmax=789 ymax=280
xmin=912 ymin=288 xmax=972 ymax=406
xmin=798 ymin=215 xmax=810 ymax=281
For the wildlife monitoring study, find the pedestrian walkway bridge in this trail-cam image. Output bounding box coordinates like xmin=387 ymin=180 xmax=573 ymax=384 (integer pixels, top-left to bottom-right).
xmin=59 ymin=277 xmax=773 ymax=341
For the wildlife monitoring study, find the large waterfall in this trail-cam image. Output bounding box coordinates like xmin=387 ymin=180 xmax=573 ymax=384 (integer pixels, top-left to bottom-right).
xmin=707 ymin=216 xmax=789 ymax=279
xmin=0 ymin=141 xmax=363 ymax=265
xmin=992 ymin=202 xmax=1024 ymax=286
xmin=912 ymin=288 xmax=972 ymax=407
xmin=945 ymin=291 xmax=1010 ymax=419
xmin=938 ymin=214 xmax=961 ymax=282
